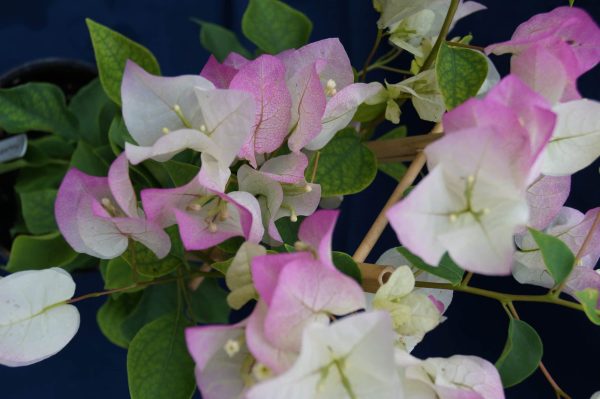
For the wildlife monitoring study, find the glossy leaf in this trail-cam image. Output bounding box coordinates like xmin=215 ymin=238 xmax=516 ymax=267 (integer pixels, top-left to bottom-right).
xmin=575 ymin=288 xmax=600 ymax=325
xmin=104 ymin=257 xmax=152 ymax=297
xmin=210 ymin=258 xmax=233 ymax=275
xmin=69 ymin=78 xmax=118 ymax=145
xmin=14 ymin=164 xmax=68 ymax=193
xmin=162 ymin=160 xmax=200 ymax=187
xmin=396 ymin=247 xmax=464 ymax=285
xmin=122 ymin=226 xmax=184 ymax=278
xmin=127 ymin=313 xmax=195 ymax=399
xmin=195 ymin=19 xmax=251 ymax=61
xmin=97 ymin=292 xmax=142 ymax=348
xmin=0 ymin=83 xmax=77 ymax=139
xmin=274 ymin=216 xmax=304 ymax=245
xmin=120 ymin=283 xmax=178 ymax=342
xmin=217 ymin=236 xmax=246 ymax=254
xmin=528 ymin=228 xmax=575 ymax=285
xmin=108 ymin=114 xmax=136 ymax=155
xmin=18 ymin=189 xmax=58 ymax=234
xmin=436 ymin=42 xmax=488 ymax=109
xmin=69 ymin=140 xmax=112 ymax=176
xmin=332 ymin=251 xmax=362 ymax=284
xmin=495 ymin=319 xmax=543 ymax=388
xmin=6 ymin=232 xmax=78 ymax=273
xmin=242 ymin=0 xmax=312 ymax=54
xmin=86 ymin=18 xmax=161 ymax=105
xmin=305 ymin=128 xmax=377 ymax=196
xmin=188 ymin=279 xmax=231 ymax=324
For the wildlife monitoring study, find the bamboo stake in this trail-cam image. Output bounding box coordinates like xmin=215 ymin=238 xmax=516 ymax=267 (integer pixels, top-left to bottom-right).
xmin=366 ymin=133 xmax=443 ymax=163
xmin=352 ymin=123 xmax=443 ymax=264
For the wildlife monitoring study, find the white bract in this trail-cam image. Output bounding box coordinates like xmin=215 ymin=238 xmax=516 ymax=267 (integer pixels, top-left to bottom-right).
xmin=541 ymin=99 xmax=600 ymax=176
xmin=0 ymin=268 xmax=79 ymax=367
xmin=225 ymin=242 xmax=266 ymax=310
xmin=373 ymin=266 xmax=442 ymax=342
xmin=246 ymin=311 xmax=403 ymax=399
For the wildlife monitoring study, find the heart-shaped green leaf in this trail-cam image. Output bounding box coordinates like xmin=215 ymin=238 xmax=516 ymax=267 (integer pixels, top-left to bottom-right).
xmin=495 ymin=318 xmax=543 ymax=387
xmin=436 ymin=42 xmax=488 ymax=109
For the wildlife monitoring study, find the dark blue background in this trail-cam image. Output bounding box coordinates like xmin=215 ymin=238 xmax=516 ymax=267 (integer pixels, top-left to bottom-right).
xmin=1 ymin=1 xmax=599 ymax=398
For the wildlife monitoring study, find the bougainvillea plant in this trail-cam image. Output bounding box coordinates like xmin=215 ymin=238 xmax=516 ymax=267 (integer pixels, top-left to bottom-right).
xmin=1 ymin=0 xmax=599 ymax=398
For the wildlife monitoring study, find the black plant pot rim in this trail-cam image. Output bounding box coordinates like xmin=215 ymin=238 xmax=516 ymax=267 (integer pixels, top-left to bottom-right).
xmin=0 ymin=58 xmax=97 ymax=88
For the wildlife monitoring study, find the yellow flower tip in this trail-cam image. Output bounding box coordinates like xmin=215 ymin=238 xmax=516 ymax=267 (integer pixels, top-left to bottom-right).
xmin=101 ymin=197 xmax=112 ymax=208
xmin=294 ymin=240 xmax=310 ymax=251
xmin=290 ymin=214 xmax=298 ymax=222
xmin=219 ymin=208 xmax=230 ymax=222
xmin=199 ymin=124 xmax=207 ymax=133
xmin=161 ymin=127 xmax=170 ymax=135
xmin=208 ymin=222 xmax=219 ymax=233
xmin=223 ymin=339 xmax=240 ymax=358
xmin=187 ymin=203 xmax=202 ymax=212
xmin=173 ymin=104 xmax=182 ymax=112
xmin=467 ymin=175 xmax=475 ymax=185
xmin=251 ymin=362 xmax=272 ymax=381
xmin=304 ymin=184 xmax=313 ymax=193
xmin=325 ymin=79 xmax=337 ymax=96
xmin=449 ymin=213 xmax=458 ymax=223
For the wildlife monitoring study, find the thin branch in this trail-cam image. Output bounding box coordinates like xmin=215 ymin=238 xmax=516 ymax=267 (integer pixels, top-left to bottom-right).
xmin=420 ymin=0 xmax=461 ymax=71
xmin=352 ymin=123 xmax=442 ymax=263
xmin=310 ymin=151 xmax=321 ymax=184
xmin=506 ymin=304 xmax=572 ymax=399
xmin=368 ymin=65 xmax=414 ymax=75
xmin=66 ymin=271 xmax=221 ymax=304
xmin=360 ymin=29 xmax=384 ymax=81
xmin=357 ymin=261 xmax=599 ymax=317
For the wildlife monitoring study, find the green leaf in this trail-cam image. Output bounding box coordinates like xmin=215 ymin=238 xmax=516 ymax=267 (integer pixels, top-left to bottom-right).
xmin=162 ymin=160 xmax=200 ymax=186
xmin=5 ymin=231 xmax=78 ymax=272
xmin=29 ymin=135 xmax=74 ymax=160
xmin=97 ymin=292 xmax=142 ymax=348
xmin=123 ymin=226 xmax=185 ymax=278
xmin=108 ymin=114 xmax=136 ymax=155
xmin=574 ymin=288 xmax=600 ymax=325
xmin=104 ymin=257 xmax=152 ymax=297
xmin=18 ymin=189 xmax=58 ymax=234
xmin=62 ymin=253 xmax=99 ymax=272
xmin=528 ymin=228 xmax=575 ymax=285
xmin=396 ymin=247 xmax=464 ymax=285
xmin=436 ymin=42 xmax=488 ymax=110
xmin=189 ymin=278 xmax=230 ymax=323
xmin=0 ymin=82 xmax=78 ymax=138
xmin=242 ymin=0 xmax=312 ymax=54
xmin=86 ymin=18 xmax=161 ymax=106
xmin=353 ymin=102 xmax=386 ymax=123
xmin=495 ymin=319 xmax=543 ymax=388
xmin=569 ymin=0 xmax=575 ymax=6
xmin=127 ymin=313 xmax=196 ymax=399
xmin=14 ymin=164 xmax=68 ymax=193
xmin=332 ymin=251 xmax=362 ymax=284
xmin=274 ymin=216 xmax=304 ymax=245
xmin=194 ymin=20 xmax=251 ymax=62
xmin=70 ymin=140 xmax=112 ymax=176
xmin=306 ymin=129 xmax=377 ymax=196
xmin=69 ymin=78 xmax=118 ymax=145
xmin=377 ymin=126 xmax=408 ymax=181
xmin=210 ymin=258 xmax=233 ymax=275
xmin=217 ymin=236 xmax=246 ymax=255
xmin=121 ymin=283 xmax=179 ymax=342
